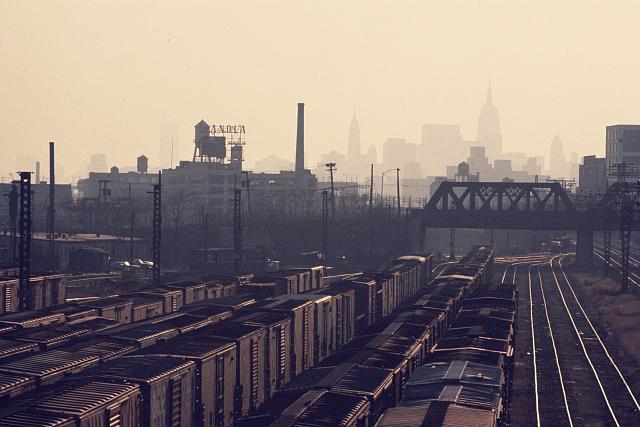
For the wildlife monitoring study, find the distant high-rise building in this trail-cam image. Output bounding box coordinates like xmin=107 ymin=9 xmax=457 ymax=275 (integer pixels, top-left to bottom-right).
xmin=383 ymin=138 xmax=417 ymax=171
xmin=87 ymin=154 xmax=108 ymax=175
xmin=365 ymin=144 xmax=377 ymax=166
xmin=578 ymin=155 xmax=607 ymax=196
xmin=347 ymin=110 xmax=361 ymax=165
xmin=606 ymin=124 xmax=640 ymax=184
xmin=477 ymin=84 xmax=503 ymax=159
xmin=421 ymin=124 xmax=464 ymax=175
xmin=549 ymin=135 xmax=567 ymax=178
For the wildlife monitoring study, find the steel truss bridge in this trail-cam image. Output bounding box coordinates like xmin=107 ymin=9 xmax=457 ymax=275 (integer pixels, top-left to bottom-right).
xmin=416 ymin=181 xmax=639 ymax=288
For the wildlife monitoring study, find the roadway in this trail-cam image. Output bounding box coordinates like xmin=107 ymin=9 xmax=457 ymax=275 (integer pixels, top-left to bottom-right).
xmin=497 ymin=254 xmax=640 ymax=426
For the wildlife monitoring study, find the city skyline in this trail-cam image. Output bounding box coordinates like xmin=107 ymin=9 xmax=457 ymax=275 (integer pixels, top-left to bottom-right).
xmin=2 ymin=1 xmax=640 ymax=181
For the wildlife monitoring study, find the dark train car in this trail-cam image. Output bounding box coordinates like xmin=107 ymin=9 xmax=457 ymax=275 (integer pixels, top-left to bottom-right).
xmin=208 ymin=294 xmax=258 ymax=311
xmin=315 ymin=283 xmax=356 ymax=351
xmin=0 ymin=279 xmax=19 ymax=314
xmin=108 ymin=323 xmax=179 ymax=349
xmin=73 ymin=355 xmax=196 ymax=427
xmin=3 ymin=322 xmax=92 ymax=350
xmin=366 ymin=333 xmax=423 ymax=373
xmin=138 ymin=335 xmax=237 ymax=427
xmin=0 ymin=371 xmax=36 ymax=400
xmin=411 ymin=293 xmax=455 ymax=327
xmin=32 ymin=380 xmax=141 ymax=427
xmin=377 ymin=270 xmax=399 ymax=319
xmin=165 ymin=280 xmax=207 ymax=306
xmin=235 ymin=311 xmax=292 ymax=396
xmin=394 ymin=254 xmax=433 ymax=288
xmin=126 ymin=294 xmax=165 ymax=322
xmin=133 ymin=287 xmax=184 ymax=314
xmin=186 ymin=305 xmax=234 ymax=325
xmin=197 ymin=322 xmax=268 ymax=417
xmin=393 ymin=308 xmax=446 ymax=352
xmin=0 ymin=409 xmax=75 ymax=426
xmin=351 ymin=349 xmax=410 ymax=405
xmin=151 ymin=313 xmax=216 ymax=334
xmin=24 ymin=275 xmax=66 ymax=311
xmin=58 ymin=337 xmax=136 ymax=362
xmin=259 ymin=298 xmax=315 ymax=375
xmin=271 ymin=390 xmax=370 ymax=427
xmin=330 ymin=364 xmax=395 ymax=424
xmin=79 ymin=296 xmax=134 ymax=324
xmin=0 ymin=349 xmax=99 ymax=388
xmin=336 ymin=275 xmax=377 ymax=334
xmin=252 ymin=273 xmax=297 ymax=296
xmin=66 ymin=316 xmax=120 ymax=334
xmin=382 ymin=320 xmax=431 ymax=365
xmin=286 ymin=293 xmax=335 ymax=364
xmin=377 ymin=402 xmax=497 ymax=427
xmin=47 ymin=305 xmax=99 ymax=322
xmin=0 ymin=310 xmax=65 ymax=329
xmin=0 ymin=338 xmax=39 ymax=361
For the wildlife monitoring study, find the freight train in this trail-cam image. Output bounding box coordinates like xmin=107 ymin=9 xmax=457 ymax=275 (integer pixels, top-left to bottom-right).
xmin=0 ymin=247 xmax=512 ymax=426
xmin=0 ymin=255 xmax=435 ymax=426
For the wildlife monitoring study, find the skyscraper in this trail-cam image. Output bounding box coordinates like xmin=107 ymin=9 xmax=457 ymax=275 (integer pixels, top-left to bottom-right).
xmin=477 ymin=84 xmax=503 ymax=159
xmin=549 ymin=135 xmax=567 ymax=178
xmin=347 ymin=109 xmax=361 ymax=165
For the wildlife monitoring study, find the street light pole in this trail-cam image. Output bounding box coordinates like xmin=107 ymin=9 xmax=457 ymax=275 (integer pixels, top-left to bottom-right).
xmin=381 ymin=168 xmax=394 ymax=206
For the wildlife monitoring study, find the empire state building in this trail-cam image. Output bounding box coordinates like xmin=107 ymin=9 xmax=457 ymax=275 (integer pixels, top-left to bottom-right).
xmin=477 ymin=84 xmax=503 ymax=159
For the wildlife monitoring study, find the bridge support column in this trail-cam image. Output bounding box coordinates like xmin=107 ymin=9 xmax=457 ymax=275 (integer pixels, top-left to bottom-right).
xmin=576 ymin=229 xmax=593 ymax=267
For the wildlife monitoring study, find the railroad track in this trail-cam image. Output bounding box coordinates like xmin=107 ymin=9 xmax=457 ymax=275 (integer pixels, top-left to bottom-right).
xmin=593 ymin=241 xmax=640 ymax=288
xmin=518 ymin=255 xmax=640 ymax=425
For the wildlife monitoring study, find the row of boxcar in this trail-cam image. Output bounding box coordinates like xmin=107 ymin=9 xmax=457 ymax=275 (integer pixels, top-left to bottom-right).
xmin=377 ymin=247 xmax=518 ymax=427
xmin=0 ymin=274 xmax=66 ymax=314
xmin=258 ymin=246 xmax=503 ymax=427
xmin=0 ymin=255 xmax=435 ymax=426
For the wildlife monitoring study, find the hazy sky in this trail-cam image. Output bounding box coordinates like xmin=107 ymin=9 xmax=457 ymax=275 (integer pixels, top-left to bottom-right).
xmin=1 ymin=1 xmax=639 ymax=181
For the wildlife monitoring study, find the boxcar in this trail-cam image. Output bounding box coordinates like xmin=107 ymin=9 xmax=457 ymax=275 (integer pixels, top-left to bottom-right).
xmin=165 ymin=280 xmax=207 ymax=306
xmin=128 ymin=294 xmax=165 ymax=322
xmin=0 ymin=279 xmax=19 ymax=314
xmin=34 ymin=380 xmax=142 ymax=427
xmin=315 ymin=283 xmax=356 ymax=351
xmin=197 ymin=322 xmax=268 ymax=417
xmin=187 ymin=305 xmax=234 ymax=325
xmin=0 ymin=310 xmax=65 ymax=329
xmin=272 ymin=390 xmax=370 ymax=427
xmin=259 ymin=298 xmax=315 ymax=375
xmin=235 ymin=311 xmax=293 ymax=396
xmin=108 ymin=323 xmax=179 ymax=349
xmin=139 ymin=336 xmax=237 ymax=427
xmin=75 ymin=355 xmax=196 ymax=427
xmin=79 ymin=296 xmax=134 ymax=324
xmin=0 ymin=409 xmax=75 ymax=426
xmin=133 ymin=287 xmax=184 ymax=314
xmin=285 ymin=294 xmax=335 ymax=364
xmin=330 ymin=364 xmax=395 ymax=425
xmin=0 ymin=338 xmax=38 ymax=361
xmin=0 ymin=349 xmax=99 ymax=388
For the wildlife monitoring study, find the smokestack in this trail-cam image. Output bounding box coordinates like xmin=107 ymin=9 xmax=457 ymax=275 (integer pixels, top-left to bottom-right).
xmin=48 ymin=142 xmax=55 ymax=266
xmin=295 ymin=103 xmax=304 ymax=174
xmin=35 ymin=162 xmax=40 ymax=184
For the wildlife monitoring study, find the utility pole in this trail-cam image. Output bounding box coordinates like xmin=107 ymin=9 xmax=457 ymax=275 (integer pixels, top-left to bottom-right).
xmin=4 ymin=184 xmax=18 ymax=265
xmin=18 ymin=172 xmax=32 ymax=311
xmin=233 ymin=189 xmax=242 ymax=274
xmin=449 ymin=228 xmax=456 ymax=260
xmin=369 ymin=164 xmax=374 ymax=212
xmin=150 ymin=172 xmax=161 ymax=286
xmin=128 ymin=183 xmax=134 ymax=261
xmin=322 ymin=191 xmax=328 ymax=271
xmin=396 ymin=168 xmax=401 ymax=215
xmin=98 ymin=180 xmax=110 ymax=235
xmin=243 ymin=171 xmax=251 ymax=223
xmin=48 ymin=142 xmax=55 ymax=269
xmin=325 ymin=162 xmax=336 ymax=219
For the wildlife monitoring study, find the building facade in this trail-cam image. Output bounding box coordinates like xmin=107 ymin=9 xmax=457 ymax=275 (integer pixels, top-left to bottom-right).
xmin=606 ymin=124 xmax=640 ymax=184
xmin=578 ymin=155 xmax=607 ymax=196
